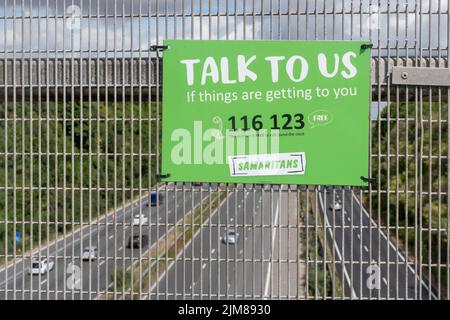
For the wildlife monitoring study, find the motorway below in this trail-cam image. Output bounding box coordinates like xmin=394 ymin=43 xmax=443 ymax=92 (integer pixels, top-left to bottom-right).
xmin=318 ymin=187 xmax=437 ymax=300
xmin=153 ymin=186 xmax=303 ymax=299
xmin=0 ymin=184 xmax=205 ymax=300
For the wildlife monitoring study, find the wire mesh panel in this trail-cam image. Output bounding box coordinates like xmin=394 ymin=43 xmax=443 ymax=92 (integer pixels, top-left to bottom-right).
xmin=0 ymin=0 xmax=449 ymax=300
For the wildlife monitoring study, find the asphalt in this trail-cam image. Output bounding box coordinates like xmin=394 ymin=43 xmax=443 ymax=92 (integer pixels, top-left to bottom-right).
xmin=1 ymin=184 xmax=437 ymax=300
xmin=153 ymin=186 xmax=301 ymax=300
xmin=318 ymin=187 xmax=438 ymax=300
xmin=0 ymin=185 xmax=204 ymax=300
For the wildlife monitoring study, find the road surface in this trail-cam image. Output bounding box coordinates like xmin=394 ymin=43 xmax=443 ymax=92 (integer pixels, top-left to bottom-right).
xmin=153 ymin=186 xmax=303 ymax=299
xmin=0 ymin=185 xmax=205 ymax=300
xmin=318 ymin=187 xmax=437 ymax=300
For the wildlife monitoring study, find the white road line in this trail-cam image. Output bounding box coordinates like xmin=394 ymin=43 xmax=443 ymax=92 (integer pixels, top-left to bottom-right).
xmin=149 ymin=193 xmax=233 ymax=295
xmin=202 ymin=263 xmax=207 ymax=270
xmin=383 ymin=277 xmax=388 ymax=285
xmin=108 ymin=235 xmax=114 ymax=240
xmin=239 ymin=249 xmax=243 ymax=255
xmin=351 ymin=192 xmax=438 ymax=300
xmin=319 ymin=192 xmax=357 ymax=299
xmin=357 ymin=234 xmax=361 ymax=239
xmin=41 ymin=279 xmax=48 ymax=286
xmin=211 ymin=249 xmax=216 ymax=255
xmin=118 ymin=246 xmax=123 ymax=251
xmin=99 ymin=260 xmax=106 ymax=267
xmin=364 ymin=245 xmax=369 ymax=253
xmin=263 ymin=201 xmax=279 ymax=300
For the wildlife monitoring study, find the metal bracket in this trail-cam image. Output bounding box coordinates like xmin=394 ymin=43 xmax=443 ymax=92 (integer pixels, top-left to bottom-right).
xmin=392 ymin=66 xmax=450 ymax=86
xmin=360 ymin=176 xmax=377 ymax=185
xmin=156 ymin=173 xmax=171 ymax=181
xmin=150 ymin=45 xmax=170 ymax=52
xmin=360 ymin=43 xmax=373 ymax=51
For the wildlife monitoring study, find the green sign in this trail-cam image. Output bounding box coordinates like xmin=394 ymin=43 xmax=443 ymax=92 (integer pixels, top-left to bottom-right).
xmin=161 ymin=40 xmax=371 ymax=186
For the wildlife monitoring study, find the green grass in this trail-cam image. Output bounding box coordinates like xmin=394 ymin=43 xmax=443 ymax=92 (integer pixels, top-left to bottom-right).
xmin=0 ymin=100 xmax=160 ymax=265
xmin=369 ymin=101 xmax=449 ymax=294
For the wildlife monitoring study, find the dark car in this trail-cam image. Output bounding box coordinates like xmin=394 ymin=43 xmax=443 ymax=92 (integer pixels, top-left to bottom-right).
xmin=149 ymin=191 xmax=164 ymax=207
xmin=127 ymin=235 xmax=149 ymax=248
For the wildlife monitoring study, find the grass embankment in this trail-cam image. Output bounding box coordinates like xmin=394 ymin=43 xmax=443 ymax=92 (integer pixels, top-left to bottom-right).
xmin=0 ymin=101 xmax=159 ymax=265
xmin=369 ymin=101 xmax=449 ymax=295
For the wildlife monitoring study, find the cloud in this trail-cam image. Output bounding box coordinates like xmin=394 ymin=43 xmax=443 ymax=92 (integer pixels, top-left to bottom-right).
xmin=0 ymin=0 xmax=448 ymax=56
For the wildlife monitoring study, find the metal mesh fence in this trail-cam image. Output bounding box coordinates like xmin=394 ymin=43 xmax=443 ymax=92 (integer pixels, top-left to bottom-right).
xmin=0 ymin=0 xmax=449 ymax=300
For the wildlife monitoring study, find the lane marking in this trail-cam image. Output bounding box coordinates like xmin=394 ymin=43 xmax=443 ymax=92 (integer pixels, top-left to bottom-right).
xmin=263 ymin=201 xmax=279 ymax=300
xmin=148 ymin=192 xmax=233 ymax=296
xmin=108 ymin=235 xmax=114 ymax=240
xmin=41 ymin=279 xmax=48 ymax=286
xmin=202 ymin=263 xmax=207 ymax=270
xmin=357 ymin=234 xmax=361 ymax=240
xmin=118 ymin=246 xmax=123 ymax=251
xmin=364 ymin=245 xmax=369 ymax=253
xmin=383 ymin=277 xmax=388 ymax=285
xmin=239 ymin=249 xmax=243 ymax=255
xmin=0 ymin=190 xmax=146 ymax=284
xmin=351 ymin=192 xmax=438 ymax=300
xmin=211 ymin=249 xmax=216 ymax=255
xmin=319 ymin=192 xmax=357 ymax=299
xmin=99 ymin=260 xmax=106 ymax=267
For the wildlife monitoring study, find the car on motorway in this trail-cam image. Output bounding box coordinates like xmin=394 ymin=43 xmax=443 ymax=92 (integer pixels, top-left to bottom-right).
xmin=329 ymin=201 xmax=342 ymax=211
xmin=149 ymin=191 xmax=164 ymax=207
xmin=82 ymin=246 xmax=98 ymax=261
xmin=221 ymin=228 xmax=239 ymax=245
xmin=133 ymin=214 xmax=148 ymax=226
xmin=127 ymin=234 xmax=149 ymax=249
xmin=28 ymin=258 xmax=54 ymax=275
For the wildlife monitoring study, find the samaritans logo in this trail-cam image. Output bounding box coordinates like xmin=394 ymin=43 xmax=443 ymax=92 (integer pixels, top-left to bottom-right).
xmin=228 ymin=152 xmax=306 ymax=177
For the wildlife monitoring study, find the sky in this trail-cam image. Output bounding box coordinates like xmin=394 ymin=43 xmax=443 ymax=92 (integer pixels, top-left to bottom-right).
xmin=1 ymin=0 xmax=445 ymax=120
xmin=0 ymin=0 xmax=448 ymax=56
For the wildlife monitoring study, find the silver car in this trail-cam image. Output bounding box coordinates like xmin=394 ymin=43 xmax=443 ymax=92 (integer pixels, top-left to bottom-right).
xmin=329 ymin=201 xmax=342 ymax=211
xmin=82 ymin=246 xmax=98 ymax=261
xmin=29 ymin=258 xmax=54 ymax=275
xmin=221 ymin=229 xmax=239 ymax=245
